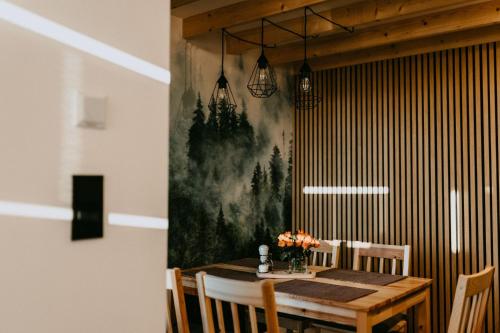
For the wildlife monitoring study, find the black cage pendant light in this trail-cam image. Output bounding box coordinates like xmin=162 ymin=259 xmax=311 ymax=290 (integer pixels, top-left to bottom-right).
xmin=210 ymin=29 xmax=237 ymax=111
xmin=247 ymin=20 xmax=278 ymax=98
xmin=296 ymin=9 xmax=321 ymax=110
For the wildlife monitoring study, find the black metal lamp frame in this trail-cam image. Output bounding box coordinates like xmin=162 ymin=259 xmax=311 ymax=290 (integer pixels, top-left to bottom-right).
xmin=209 ymin=29 xmax=238 ymax=112
xmin=215 ymin=6 xmax=353 ymax=107
xmin=247 ymin=19 xmax=279 ymax=98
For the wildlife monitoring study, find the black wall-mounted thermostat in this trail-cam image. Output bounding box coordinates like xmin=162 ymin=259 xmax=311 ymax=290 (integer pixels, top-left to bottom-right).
xmin=72 ymin=175 xmax=103 ymax=240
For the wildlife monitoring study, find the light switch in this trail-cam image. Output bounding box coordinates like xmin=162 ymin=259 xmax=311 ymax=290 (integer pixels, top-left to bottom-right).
xmin=72 ymin=175 xmax=104 ymax=241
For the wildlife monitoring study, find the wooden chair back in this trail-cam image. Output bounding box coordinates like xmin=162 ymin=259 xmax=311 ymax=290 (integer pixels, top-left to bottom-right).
xmin=196 ymin=272 xmax=279 ymax=333
xmin=352 ymin=241 xmax=411 ymax=276
xmin=448 ymin=266 xmax=495 ymax=333
xmin=311 ymin=239 xmax=342 ymax=267
xmin=166 ymin=268 xmax=190 ymax=333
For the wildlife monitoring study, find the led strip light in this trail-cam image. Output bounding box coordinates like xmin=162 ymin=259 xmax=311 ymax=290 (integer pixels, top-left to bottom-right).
xmin=0 ymin=1 xmax=170 ymax=84
xmin=303 ymin=186 xmax=390 ymax=195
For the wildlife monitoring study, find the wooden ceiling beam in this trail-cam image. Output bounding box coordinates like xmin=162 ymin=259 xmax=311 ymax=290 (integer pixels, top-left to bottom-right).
xmin=266 ymin=0 xmax=500 ymax=64
xmin=182 ymin=0 xmax=331 ymax=39
xmin=305 ymin=24 xmax=500 ymax=71
xmin=172 ymin=0 xmax=200 ymax=9
xmin=226 ymin=0 xmax=489 ymax=54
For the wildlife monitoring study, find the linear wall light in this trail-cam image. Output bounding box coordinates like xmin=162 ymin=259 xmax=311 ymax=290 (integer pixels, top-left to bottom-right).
xmin=0 ymin=1 xmax=170 ymax=85
xmin=303 ymin=186 xmax=389 ymax=195
xmin=108 ymin=213 xmax=168 ymax=230
xmin=0 ymin=200 xmax=168 ymax=230
xmin=450 ymin=190 xmax=461 ymax=254
xmin=0 ymin=200 xmax=73 ymax=221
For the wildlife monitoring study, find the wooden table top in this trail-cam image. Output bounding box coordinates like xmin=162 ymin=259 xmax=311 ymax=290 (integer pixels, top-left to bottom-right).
xmin=181 ymin=260 xmax=432 ymax=313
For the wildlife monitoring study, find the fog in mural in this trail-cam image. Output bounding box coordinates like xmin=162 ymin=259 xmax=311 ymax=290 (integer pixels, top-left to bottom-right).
xmin=169 ymin=18 xmax=293 ymax=268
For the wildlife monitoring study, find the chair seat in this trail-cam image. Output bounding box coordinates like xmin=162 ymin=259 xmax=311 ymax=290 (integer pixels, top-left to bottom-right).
xmin=312 ymin=313 xmax=407 ymax=333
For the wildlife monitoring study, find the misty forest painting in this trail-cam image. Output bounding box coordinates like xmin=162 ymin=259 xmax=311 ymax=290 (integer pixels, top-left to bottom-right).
xmin=168 ymin=21 xmax=293 ymax=268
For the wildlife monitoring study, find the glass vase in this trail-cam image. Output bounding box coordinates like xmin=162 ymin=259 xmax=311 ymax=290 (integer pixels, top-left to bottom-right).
xmin=288 ymin=256 xmax=307 ymax=274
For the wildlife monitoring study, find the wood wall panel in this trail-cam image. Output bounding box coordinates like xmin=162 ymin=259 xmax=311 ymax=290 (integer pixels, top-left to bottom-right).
xmin=293 ymin=43 xmax=500 ymax=333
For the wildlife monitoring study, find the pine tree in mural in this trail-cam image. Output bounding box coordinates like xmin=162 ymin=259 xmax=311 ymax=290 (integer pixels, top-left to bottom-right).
xmin=251 ymin=163 xmax=262 ymax=197
xmin=283 ymin=140 xmax=293 ymax=231
xmin=206 ymin=103 xmax=218 ymax=143
xmin=238 ymin=101 xmax=255 ymax=152
xmin=269 ymin=145 xmax=284 ymax=200
xmin=215 ymin=205 xmax=227 ymax=260
xmin=262 ymin=167 xmax=269 ymax=193
xmin=218 ymin=101 xmax=232 ymax=141
xmin=187 ymin=94 xmax=206 ymax=175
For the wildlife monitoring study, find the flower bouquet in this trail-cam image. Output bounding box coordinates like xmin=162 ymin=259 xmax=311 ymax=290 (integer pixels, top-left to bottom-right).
xmin=277 ymin=230 xmax=320 ymax=273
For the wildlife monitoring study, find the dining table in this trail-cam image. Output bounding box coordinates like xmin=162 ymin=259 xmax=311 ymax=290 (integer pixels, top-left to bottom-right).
xmin=181 ymin=258 xmax=432 ymax=333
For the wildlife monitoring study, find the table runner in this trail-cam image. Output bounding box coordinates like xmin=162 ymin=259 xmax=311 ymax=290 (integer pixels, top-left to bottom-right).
xmin=316 ymin=268 xmax=406 ymax=286
xmin=183 ymin=267 xmax=261 ymax=282
xmin=275 ymin=279 xmax=377 ymax=303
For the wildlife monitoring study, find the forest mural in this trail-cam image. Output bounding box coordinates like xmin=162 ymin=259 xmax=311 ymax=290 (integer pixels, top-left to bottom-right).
xmin=169 ymin=17 xmax=293 ymax=268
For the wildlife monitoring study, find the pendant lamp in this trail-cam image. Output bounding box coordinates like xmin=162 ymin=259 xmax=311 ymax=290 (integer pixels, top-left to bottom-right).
xmin=247 ymin=20 xmax=278 ymax=98
xmin=210 ymin=29 xmax=237 ymax=111
xmin=296 ymin=9 xmax=321 ymax=110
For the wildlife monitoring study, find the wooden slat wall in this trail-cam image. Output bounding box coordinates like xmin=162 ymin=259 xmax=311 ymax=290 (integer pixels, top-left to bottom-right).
xmin=293 ymin=42 xmax=500 ymax=333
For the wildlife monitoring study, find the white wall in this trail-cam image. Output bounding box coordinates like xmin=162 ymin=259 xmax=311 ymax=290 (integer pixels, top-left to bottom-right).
xmin=0 ymin=1 xmax=169 ymax=332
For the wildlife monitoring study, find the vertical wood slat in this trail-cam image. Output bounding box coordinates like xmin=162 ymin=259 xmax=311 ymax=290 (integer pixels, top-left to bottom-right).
xmin=491 ymin=43 xmax=500 ymax=333
xmin=292 ymin=42 xmax=500 ymax=333
xmin=436 ymin=51 xmax=445 ymax=332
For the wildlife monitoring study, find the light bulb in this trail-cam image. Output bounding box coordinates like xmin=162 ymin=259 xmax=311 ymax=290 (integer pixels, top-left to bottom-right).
xmin=258 ymin=68 xmax=267 ymax=84
xmin=300 ymin=77 xmax=311 ymax=93
xmin=218 ymin=88 xmax=227 ymax=101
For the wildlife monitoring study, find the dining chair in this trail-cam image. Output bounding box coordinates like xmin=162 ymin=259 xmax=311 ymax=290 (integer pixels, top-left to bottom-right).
xmin=196 ymin=271 xmax=279 ymax=333
xmin=275 ymin=239 xmax=342 ymax=333
xmin=311 ymin=239 xmax=342 ymax=268
xmin=166 ymin=268 xmax=190 ymax=333
xmin=314 ymin=242 xmax=411 ymax=333
xmin=447 ymin=266 xmax=495 ymax=333
xmin=354 ymin=242 xmax=410 ymax=332
xmin=352 ymin=241 xmax=411 ymax=276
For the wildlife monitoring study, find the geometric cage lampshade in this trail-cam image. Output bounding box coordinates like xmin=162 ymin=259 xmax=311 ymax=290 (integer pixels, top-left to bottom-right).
xmin=247 ymin=19 xmax=278 ymax=98
xmin=247 ymin=52 xmax=278 ymax=98
xmin=295 ymin=60 xmax=321 ymax=110
xmin=295 ymin=10 xmax=321 ymax=110
xmin=210 ymin=29 xmax=237 ymax=112
xmin=209 ymin=71 xmax=237 ymax=111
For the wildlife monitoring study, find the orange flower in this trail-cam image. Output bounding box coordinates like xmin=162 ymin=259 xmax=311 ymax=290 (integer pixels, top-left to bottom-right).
xmin=277 ymin=230 xmax=320 ymax=250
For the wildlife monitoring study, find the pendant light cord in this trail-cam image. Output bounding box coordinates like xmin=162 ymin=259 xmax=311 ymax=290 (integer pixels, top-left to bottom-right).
xmin=262 ymin=18 xmax=304 ymax=40
xmin=261 ymin=19 xmax=264 ymax=52
xmin=304 ymin=8 xmax=307 ymax=61
xmin=223 ymin=28 xmax=275 ymax=48
xmin=221 ymin=28 xmax=225 ymax=72
xmin=306 ymin=6 xmax=354 ymax=33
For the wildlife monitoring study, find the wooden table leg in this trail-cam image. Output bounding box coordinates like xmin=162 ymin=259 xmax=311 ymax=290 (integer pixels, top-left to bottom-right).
xmin=356 ymin=312 xmax=371 ymax=333
xmin=416 ymin=288 xmax=431 ymax=333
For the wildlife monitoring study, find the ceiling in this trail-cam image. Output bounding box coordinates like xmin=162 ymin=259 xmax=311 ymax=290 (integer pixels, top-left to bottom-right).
xmin=172 ymin=0 xmax=500 ymax=70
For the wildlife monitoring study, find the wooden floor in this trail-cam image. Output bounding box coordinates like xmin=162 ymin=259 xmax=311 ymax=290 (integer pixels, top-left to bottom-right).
xmin=293 ymin=42 xmax=500 ymax=332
